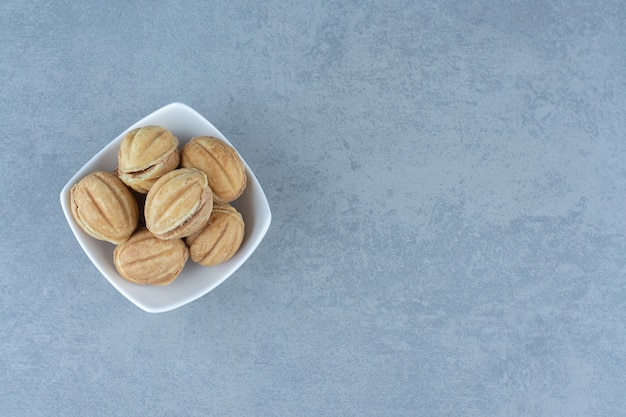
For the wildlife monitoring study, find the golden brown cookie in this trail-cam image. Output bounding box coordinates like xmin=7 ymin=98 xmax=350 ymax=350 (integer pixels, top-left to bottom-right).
xmin=113 ymin=229 xmax=188 ymax=285
xmin=70 ymin=171 xmax=139 ymax=244
xmin=180 ymin=136 xmax=246 ymax=203
xmin=185 ymin=202 xmax=244 ymax=266
xmin=117 ymin=125 xmax=180 ymax=193
xmin=144 ymin=168 xmax=213 ymax=240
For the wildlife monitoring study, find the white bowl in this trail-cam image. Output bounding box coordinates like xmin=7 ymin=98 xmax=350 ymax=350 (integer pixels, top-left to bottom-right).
xmin=60 ymin=102 xmax=271 ymax=313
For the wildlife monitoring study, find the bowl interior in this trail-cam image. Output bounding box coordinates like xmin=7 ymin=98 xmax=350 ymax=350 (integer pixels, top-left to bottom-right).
xmin=60 ymin=102 xmax=271 ymax=313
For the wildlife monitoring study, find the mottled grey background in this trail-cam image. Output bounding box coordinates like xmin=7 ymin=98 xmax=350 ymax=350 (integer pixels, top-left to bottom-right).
xmin=1 ymin=0 xmax=625 ymax=416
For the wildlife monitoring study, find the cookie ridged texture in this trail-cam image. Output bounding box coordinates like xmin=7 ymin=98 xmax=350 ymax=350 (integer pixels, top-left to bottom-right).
xmin=185 ymin=202 xmax=244 ymax=266
xmin=144 ymin=168 xmax=213 ymax=240
xmin=70 ymin=171 xmax=139 ymax=244
xmin=117 ymin=126 xmax=180 ymax=193
xmin=181 ymin=136 xmax=247 ymax=203
xmin=113 ymin=229 xmax=188 ymax=285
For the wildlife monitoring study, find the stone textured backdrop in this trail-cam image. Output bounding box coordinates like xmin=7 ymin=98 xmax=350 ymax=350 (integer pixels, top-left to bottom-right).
xmin=1 ymin=0 xmax=625 ymax=416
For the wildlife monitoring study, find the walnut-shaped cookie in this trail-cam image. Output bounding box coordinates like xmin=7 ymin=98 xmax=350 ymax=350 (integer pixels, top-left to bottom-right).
xmin=113 ymin=229 xmax=188 ymax=285
xmin=70 ymin=171 xmax=138 ymax=244
xmin=117 ymin=125 xmax=180 ymax=193
xmin=144 ymin=168 xmax=213 ymax=240
xmin=181 ymin=136 xmax=246 ymax=203
xmin=185 ymin=202 xmax=244 ymax=266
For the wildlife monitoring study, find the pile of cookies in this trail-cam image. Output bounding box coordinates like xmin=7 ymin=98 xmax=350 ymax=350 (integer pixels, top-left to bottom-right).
xmin=70 ymin=126 xmax=247 ymax=286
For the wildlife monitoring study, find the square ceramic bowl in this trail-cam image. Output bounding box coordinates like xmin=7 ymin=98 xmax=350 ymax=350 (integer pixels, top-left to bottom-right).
xmin=60 ymin=102 xmax=271 ymax=313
